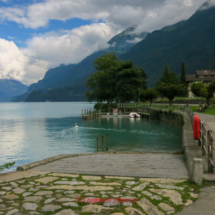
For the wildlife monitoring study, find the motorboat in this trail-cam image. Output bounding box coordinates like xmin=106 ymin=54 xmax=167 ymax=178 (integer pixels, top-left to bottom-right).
xmin=129 ymin=112 xmax=141 ymax=118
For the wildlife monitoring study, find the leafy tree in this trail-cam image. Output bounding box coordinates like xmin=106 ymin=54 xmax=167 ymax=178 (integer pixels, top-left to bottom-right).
xmin=85 ymin=70 xmax=116 ymax=103
xmin=191 ymin=81 xmax=215 ymax=106
xmin=139 ymin=89 xmax=158 ymax=104
xmin=156 ymin=83 xmax=186 ymax=105
xmin=86 ymin=53 xmax=147 ymax=104
xmin=86 ymin=53 xmax=122 ymax=104
xmin=180 ymin=62 xmax=186 ymax=85
xmin=93 ymin=52 xmax=121 ymax=72
xmin=115 ymin=61 xmax=147 ymax=103
xmin=0 ymin=162 xmax=15 ymax=172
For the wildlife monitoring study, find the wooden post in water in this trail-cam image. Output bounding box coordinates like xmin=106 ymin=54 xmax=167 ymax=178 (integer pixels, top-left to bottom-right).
xmin=106 ymin=133 xmax=108 ymax=151
xmin=82 ymin=109 xmax=83 ymax=117
xmin=97 ymin=138 xmax=99 ymax=152
xmin=102 ymin=135 xmax=104 ymax=151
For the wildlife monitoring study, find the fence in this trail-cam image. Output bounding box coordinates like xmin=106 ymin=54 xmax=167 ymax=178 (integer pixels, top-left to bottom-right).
xmin=117 ymin=103 xmax=184 ymax=112
xmin=82 ymin=109 xmax=101 ymax=120
xmin=185 ymin=106 xmax=214 ymax=173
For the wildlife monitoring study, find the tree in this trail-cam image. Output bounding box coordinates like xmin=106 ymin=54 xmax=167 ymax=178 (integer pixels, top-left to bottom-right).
xmin=180 ymin=62 xmax=186 ymax=85
xmin=156 ymin=65 xmax=179 ymax=86
xmin=93 ymin=52 xmax=121 ymax=72
xmin=114 ymin=61 xmax=147 ymax=103
xmin=86 ymin=53 xmax=121 ymax=103
xmin=139 ymin=89 xmax=158 ymax=104
xmin=156 ymin=83 xmax=186 ymax=105
xmin=86 ymin=53 xmax=147 ymax=103
xmin=191 ymin=81 xmax=215 ymax=106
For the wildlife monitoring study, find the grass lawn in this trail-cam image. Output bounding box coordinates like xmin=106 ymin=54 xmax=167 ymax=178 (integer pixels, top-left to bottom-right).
xmin=189 ymin=106 xmax=215 ymax=116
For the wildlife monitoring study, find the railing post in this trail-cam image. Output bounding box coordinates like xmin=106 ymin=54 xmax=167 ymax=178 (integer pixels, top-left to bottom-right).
xmin=198 ymin=122 xmax=202 ymax=147
xmin=208 ymin=130 xmax=214 ymax=173
xmin=202 ymin=124 xmax=208 ymax=157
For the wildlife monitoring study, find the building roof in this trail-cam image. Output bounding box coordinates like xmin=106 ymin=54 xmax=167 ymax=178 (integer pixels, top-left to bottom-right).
xmin=196 ymin=70 xmax=215 ymax=75
xmin=186 ymin=74 xmax=215 ymax=82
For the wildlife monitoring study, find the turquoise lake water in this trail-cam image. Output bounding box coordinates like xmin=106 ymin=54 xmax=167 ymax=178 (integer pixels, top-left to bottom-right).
xmin=0 ymin=102 xmax=182 ymax=172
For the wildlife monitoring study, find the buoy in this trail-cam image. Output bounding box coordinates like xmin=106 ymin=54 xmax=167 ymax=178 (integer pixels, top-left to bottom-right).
xmin=75 ymin=123 xmax=79 ymax=128
xmin=193 ymin=115 xmax=200 ymax=140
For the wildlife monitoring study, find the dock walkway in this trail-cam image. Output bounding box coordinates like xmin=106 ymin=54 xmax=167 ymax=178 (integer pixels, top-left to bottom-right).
xmin=30 ymin=153 xmax=188 ymax=179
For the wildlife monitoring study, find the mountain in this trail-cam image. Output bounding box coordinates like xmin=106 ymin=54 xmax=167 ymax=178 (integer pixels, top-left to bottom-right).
xmin=28 ymin=26 xmax=148 ymax=93
xmin=120 ymin=4 xmax=215 ymax=87
xmin=0 ymin=79 xmax=28 ymax=102
xmin=108 ymin=25 xmax=148 ymax=54
xmin=14 ymin=26 xmax=148 ymax=102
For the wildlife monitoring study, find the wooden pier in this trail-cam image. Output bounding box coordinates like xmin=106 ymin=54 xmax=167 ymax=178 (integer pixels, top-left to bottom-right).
xmin=82 ymin=109 xmax=101 ymax=120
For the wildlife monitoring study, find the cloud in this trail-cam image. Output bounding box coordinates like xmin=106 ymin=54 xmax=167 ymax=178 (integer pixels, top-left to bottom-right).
xmin=0 ymin=0 xmax=164 ymax=28
xmin=0 ymin=0 xmax=208 ymax=31
xmin=199 ymin=0 xmax=215 ymax=10
xmin=0 ymin=39 xmax=28 ymax=82
xmin=0 ymin=0 xmax=211 ymax=85
xmin=126 ymin=38 xmax=144 ymax=44
xmin=132 ymin=0 xmax=206 ymax=34
xmin=0 ymin=22 xmax=119 ymax=85
xmin=24 ymin=23 xmax=118 ymax=67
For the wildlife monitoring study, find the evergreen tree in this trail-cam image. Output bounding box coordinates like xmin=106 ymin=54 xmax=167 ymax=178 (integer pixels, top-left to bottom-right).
xmin=180 ymin=63 xmax=186 ymax=85
xmin=156 ymin=65 xmax=179 ymax=86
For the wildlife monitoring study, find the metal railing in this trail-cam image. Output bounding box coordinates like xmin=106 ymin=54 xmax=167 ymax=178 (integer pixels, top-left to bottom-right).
xmin=185 ymin=106 xmax=214 ymax=173
xmin=117 ymin=103 xmax=184 ymax=111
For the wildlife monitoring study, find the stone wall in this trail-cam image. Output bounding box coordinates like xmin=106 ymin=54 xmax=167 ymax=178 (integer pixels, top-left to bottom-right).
xmin=148 ymin=109 xmax=184 ymax=127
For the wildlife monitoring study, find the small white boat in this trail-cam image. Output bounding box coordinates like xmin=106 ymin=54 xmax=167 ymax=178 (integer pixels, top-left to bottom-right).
xmin=75 ymin=123 xmax=79 ymax=128
xmin=129 ymin=112 xmax=141 ymax=118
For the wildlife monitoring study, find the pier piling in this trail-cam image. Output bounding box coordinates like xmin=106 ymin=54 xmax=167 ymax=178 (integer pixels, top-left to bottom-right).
xmin=97 ymin=138 xmax=99 ymax=152
xmin=106 ymin=133 xmax=109 ymax=151
xmin=102 ymin=135 xmax=104 ymax=151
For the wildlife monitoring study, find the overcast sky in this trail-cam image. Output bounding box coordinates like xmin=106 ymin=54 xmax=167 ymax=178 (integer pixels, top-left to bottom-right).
xmin=0 ymin=0 xmax=213 ymax=85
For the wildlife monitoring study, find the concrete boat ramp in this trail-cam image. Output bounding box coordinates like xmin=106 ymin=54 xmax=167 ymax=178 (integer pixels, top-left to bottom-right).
xmin=18 ymin=152 xmax=188 ymax=179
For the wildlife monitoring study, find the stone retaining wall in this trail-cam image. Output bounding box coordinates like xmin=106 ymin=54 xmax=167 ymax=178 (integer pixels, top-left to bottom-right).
xmin=149 ymin=109 xmax=203 ymax=182
xmin=148 ymin=109 xmax=184 ymax=127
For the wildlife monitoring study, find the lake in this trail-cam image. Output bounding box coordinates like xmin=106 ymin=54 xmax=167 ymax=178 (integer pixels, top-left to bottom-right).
xmin=0 ymin=102 xmax=182 ymax=172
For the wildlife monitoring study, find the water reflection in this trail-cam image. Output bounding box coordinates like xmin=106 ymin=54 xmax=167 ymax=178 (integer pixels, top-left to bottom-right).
xmin=0 ymin=103 xmax=182 ymax=172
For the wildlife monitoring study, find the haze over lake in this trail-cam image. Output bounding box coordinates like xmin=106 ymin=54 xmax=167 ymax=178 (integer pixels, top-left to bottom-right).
xmin=0 ymin=102 xmax=182 ymax=172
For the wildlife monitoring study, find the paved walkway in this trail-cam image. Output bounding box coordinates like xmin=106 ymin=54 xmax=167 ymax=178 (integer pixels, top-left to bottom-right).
xmin=31 ymin=154 xmax=188 ymax=179
xmin=0 ymin=171 xmax=199 ymax=215
xmin=176 ymin=186 xmax=215 ymax=215
xmin=195 ymin=112 xmax=215 ymax=132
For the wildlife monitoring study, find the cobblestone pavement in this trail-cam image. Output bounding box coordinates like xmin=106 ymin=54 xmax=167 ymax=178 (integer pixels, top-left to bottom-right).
xmin=0 ymin=172 xmax=200 ymax=215
xmin=31 ymin=154 xmax=188 ymax=179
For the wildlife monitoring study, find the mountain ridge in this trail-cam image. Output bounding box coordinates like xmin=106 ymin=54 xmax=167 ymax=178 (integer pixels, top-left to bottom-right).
xmin=0 ymin=79 xmax=28 ymax=102
xmin=120 ymin=4 xmax=215 ymax=87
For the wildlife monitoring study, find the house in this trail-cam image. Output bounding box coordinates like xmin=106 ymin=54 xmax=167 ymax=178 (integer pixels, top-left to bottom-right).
xmin=186 ymin=70 xmax=215 ymax=97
